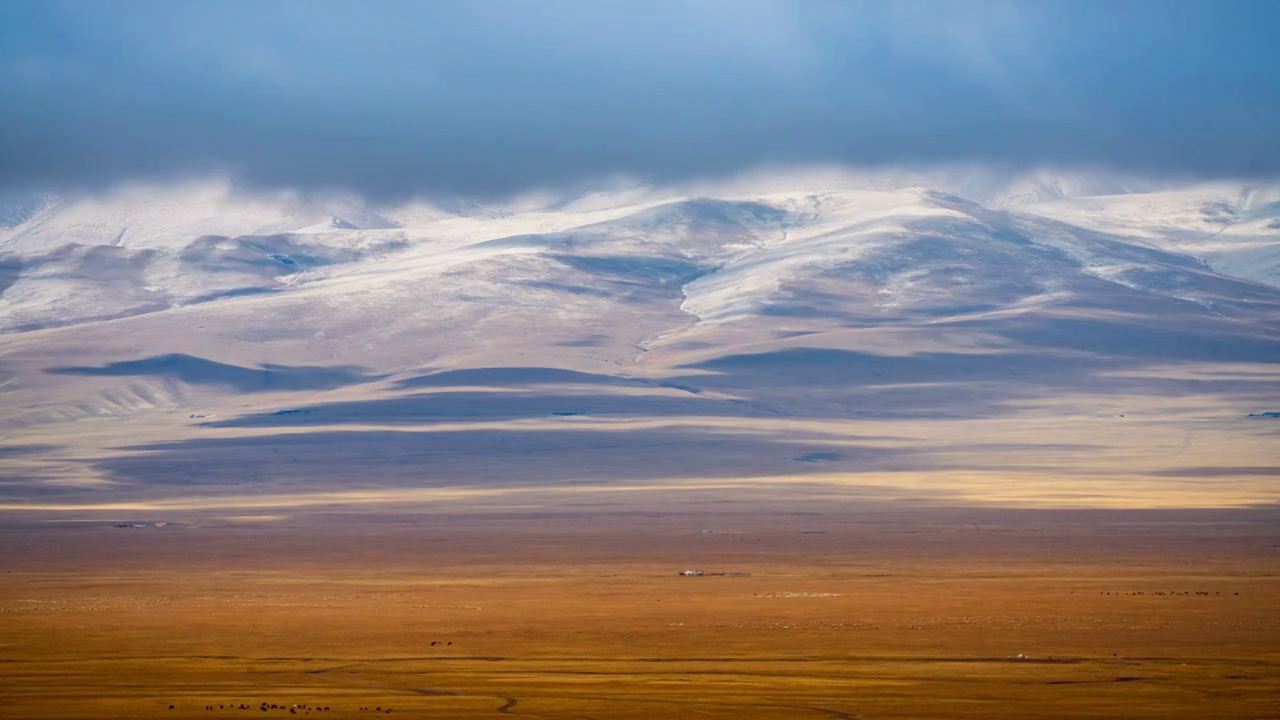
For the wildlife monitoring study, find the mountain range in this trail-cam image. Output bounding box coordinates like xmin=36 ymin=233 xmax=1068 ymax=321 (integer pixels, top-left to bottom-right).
xmin=1 ymin=167 xmax=1277 ymax=511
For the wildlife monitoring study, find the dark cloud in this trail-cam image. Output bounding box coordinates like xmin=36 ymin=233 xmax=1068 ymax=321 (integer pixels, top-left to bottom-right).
xmin=1 ymin=0 xmax=1278 ymax=198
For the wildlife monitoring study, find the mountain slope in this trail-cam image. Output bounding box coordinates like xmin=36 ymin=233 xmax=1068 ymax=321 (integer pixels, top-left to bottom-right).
xmin=1 ymin=168 xmax=1277 ymax=510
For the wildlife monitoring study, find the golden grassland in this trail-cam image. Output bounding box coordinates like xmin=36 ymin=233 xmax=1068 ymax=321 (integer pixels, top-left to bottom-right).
xmin=2 ymin=504 xmax=1278 ymax=719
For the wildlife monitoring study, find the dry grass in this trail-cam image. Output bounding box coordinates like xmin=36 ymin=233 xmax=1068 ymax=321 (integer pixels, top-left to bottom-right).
xmin=2 ymin=505 xmax=1278 ymax=718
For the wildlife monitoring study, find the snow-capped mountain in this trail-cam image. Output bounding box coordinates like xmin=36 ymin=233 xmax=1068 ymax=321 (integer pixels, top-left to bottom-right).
xmin=1 ymin=167 xmax=1277 ymax=507
xmin=3 ymin=168 xmax=1277 ymax=335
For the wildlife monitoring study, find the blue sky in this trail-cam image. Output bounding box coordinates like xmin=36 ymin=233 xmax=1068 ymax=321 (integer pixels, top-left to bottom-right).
xmin=1 ymin=0 xmax=1277 ymax=197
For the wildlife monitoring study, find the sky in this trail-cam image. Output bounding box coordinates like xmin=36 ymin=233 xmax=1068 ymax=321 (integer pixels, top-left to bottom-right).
xmin=1 ymin=0 xmax=1278 ymax=198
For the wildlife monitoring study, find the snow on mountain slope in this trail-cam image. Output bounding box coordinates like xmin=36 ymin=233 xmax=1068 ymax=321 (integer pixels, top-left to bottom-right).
xmin=678 ymin=189 xmax=969 ymax=321
xmin=959 ymin=167 xmax=1157 ymax=207
xmin=0 ymin=169 xmax=1276 ymax=365
xmin=0 ymin=190 xmax=56 ymax=230
xmin=0 ymin=179 xmax=398 ymax=254
xmin=2 ymin=170 xmax=1278 ymax=338
xmin=0 ymin=181 xmax=422 ymax=331
xmin=677 ymin=165 xmax=1158 ymax=208
xmin=1015 ymin=183 xmax=1280 ymax=287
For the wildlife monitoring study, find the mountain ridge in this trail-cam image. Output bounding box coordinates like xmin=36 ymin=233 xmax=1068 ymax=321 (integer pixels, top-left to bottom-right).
xmin=1 ymin=167 xmax=1277 ymax=510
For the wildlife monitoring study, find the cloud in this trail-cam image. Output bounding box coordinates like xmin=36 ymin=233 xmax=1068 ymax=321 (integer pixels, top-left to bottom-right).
xmin=0 ymin=0 xmax=1277 ymax=198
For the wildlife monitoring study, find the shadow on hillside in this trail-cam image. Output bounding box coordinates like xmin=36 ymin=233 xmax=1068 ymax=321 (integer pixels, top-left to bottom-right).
xmin=89 ymin=427 xmax=1095 ymax=491
xmin=978 ymin=315 xmax=1280 ymax=363
xmin=671 ymin=345 xmax=1276 ymax=406
xmin=47 ymin=353 xmax=386 ymax=392
xmin=0 ymin=443 xmax=61 ymax=458
xmin=201 ymin=389 xmax=764 ymax=428
xmin=201 ymin=334 xmax=1280 ymax=431
xmin=395 ymin=367 xmax=650 ymax=389
xmin=0 ymin=254 xmax=22 ymax=299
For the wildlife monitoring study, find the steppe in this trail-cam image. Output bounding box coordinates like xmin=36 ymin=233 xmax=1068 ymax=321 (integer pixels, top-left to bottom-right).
xmin=2 ymin=501 xmax=1277 ymax=719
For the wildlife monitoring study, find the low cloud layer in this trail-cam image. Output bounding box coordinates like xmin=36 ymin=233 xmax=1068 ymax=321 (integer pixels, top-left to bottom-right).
xmin=1 ymin=0 xmax=1277 ymax=198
